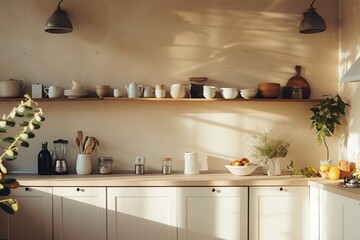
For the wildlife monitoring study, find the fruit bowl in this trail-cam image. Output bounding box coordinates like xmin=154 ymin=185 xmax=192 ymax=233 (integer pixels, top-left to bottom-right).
xmin=225 ymin=164 xmax=258 ymax=176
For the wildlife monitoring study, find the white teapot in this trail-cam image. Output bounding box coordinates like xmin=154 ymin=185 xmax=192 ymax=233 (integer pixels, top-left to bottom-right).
xmin=125 ymin=82 xmax=144 ymax=98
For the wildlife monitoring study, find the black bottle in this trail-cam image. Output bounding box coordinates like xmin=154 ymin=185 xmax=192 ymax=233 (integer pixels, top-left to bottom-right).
xmin=38 ymin=141 xmax=52 ymax=175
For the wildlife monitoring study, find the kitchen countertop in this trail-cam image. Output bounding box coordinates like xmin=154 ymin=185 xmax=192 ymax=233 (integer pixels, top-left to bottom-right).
xmin=8 ymin=172 xmax=360 ymax=201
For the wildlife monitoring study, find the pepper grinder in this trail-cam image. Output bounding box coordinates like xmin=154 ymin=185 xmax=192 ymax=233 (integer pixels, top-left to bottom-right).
xmin=135 ymin=156 xmax=145 ymax=175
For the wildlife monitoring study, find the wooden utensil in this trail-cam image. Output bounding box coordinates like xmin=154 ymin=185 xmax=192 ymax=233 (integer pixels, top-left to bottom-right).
xmin=283 ymin=65 xmax=311 ymax=99
xmin=77 ymin=130 xmax=83 ymax=153
xmin=74 ymin=137 xmax=81 ymax=154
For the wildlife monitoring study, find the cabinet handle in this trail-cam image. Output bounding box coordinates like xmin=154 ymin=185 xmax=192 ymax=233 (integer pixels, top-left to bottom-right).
xmin=280 ymin=187 xmax=284 ymax=191
xmin=212 ymin=188 xmax=221 ymax=193
xmin=76 ymin=188 xmax=80 ymax=192
xmin=25 ymin=187 xmax=30 ymax=191
xmin=76 ymin=188 xmax=85 ymax=192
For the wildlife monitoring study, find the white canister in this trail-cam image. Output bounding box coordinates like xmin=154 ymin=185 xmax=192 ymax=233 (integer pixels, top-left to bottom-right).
xmin=76 ymin=154 xmax=92 ymax=175
xmin=184 ymin=152 xmax=201 ymax=175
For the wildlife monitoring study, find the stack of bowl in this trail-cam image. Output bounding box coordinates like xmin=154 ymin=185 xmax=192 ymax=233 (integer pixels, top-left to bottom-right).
xmin=203 ymin=86 xmax=216 ymax=99
xmin=170 ymin=83 xmax=187 ymax=98
xmin=96 ymin=85 xmax=111 ymax=97
xmin=221 ymin=87 xmax=239 ymax=99
xmin=258 ymin=83 xmax=280 ymax=99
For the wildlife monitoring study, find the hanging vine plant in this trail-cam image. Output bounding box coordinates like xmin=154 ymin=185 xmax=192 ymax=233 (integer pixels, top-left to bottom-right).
xmin=0 ymin=95 xmax=45 ymax=214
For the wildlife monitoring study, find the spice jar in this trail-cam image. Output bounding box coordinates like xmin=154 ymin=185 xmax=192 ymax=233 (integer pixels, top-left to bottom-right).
xmin=162 ymin=157 xmax=172 ymax=175
xmin=98 ymin=157 xmax=113 ymax=174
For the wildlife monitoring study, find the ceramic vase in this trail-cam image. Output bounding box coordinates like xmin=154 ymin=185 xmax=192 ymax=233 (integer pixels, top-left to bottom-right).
xmin=76 ymin=154 xmax=92 ymax=175
xmin=263 ymin=157 xmax=282 ymax=176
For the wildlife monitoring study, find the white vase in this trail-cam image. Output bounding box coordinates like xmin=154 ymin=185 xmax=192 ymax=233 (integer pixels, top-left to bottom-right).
xmin=263 ymin=157 xmax=282 ymax=176
xmin=76 ymin=154 xmax=92 ymax=175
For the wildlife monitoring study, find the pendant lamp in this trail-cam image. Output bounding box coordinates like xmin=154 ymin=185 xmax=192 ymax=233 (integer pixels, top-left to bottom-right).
xmin=299 ymin=0 xmax=326 ymax=34
xmin=45 ymin=0 xmax=73 ymax=34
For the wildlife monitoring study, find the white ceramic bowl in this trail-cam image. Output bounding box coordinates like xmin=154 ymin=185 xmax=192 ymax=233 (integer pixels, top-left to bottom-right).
xmin=203 ymin=90 xmax=216 ymax=99
xmin=170 ymin=90 xmax=186 ymax=99
xmin=221 ymin=88 xmax=239 ymax=99
xmin=240 ymin=88 xmax=258 ymax=99
xmin=225 ymin=164 xmax=258 ymax=176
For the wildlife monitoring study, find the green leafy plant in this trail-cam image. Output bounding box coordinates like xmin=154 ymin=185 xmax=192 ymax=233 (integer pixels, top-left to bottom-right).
xmin=310 ymin=94 xmax=349 ymax=160
xmin=0 ymin=95 xmax=45 ymax=214
xmin=287 ymin=160 xmax=320 ymax=178
xmin=250 ymin=128 xmax=292 ymax=165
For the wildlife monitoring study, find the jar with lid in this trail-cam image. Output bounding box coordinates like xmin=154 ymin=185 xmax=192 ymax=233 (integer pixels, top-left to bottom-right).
xmin=98 ymin=157 xmax=113 ymax=174
xmin=162 ymin=157 xmax=172 ymax=175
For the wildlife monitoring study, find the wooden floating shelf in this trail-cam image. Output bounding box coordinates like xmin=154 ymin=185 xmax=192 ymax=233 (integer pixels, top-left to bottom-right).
xmin=0 ymin=97 xmax=323 ymax=103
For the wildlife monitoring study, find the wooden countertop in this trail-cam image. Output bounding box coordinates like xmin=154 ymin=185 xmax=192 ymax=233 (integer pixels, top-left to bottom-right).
xmin=8 ymin=172 xmax=360 ymax=201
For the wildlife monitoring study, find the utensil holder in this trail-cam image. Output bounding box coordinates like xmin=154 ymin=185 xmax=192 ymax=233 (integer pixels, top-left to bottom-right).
xmin=76 ymin=154 xmax=92 ymax=175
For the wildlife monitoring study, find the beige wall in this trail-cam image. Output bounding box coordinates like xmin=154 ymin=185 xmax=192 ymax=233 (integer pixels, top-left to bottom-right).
xmin=0 ymin=0 xmax=340 ymax=173
xmin=340 ymin=0 xmax=360 ymax=163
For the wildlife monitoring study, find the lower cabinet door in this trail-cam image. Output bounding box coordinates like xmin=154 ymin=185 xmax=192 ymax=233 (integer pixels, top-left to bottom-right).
xmin=0 ymin=186 xmax=53 ymax=240
xmin=53 ymin=187 xmax=106 ymax=240
xmin=178 ymin=187 xmax=248 ymax=240
xmin=319 ymin=189 xmax=360 ymax=240
xmin=249 ymin=186 xmax=309 ymax=240
xmin=107 ymin=187 xmax=177 ymax=240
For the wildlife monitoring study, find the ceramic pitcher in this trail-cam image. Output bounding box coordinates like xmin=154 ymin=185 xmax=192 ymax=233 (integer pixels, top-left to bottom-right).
xmin=184 ymin=152 xmax=201 ymax=175
xmin=125 ymin=82 xmax=144 ymax=98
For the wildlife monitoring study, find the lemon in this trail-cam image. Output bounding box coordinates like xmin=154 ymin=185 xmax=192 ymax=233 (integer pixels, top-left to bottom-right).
xmin=320 ymin=164 xmax=331 ymax=172
xmin=329 ymin=166 xmax=340 ymax=180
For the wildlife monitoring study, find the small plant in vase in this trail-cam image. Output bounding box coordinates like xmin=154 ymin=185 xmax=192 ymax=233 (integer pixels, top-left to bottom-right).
xmin=250 ymin=128 xmax=292 ymax=176
xmin=310 ymin=94 xmax=349 ymax=161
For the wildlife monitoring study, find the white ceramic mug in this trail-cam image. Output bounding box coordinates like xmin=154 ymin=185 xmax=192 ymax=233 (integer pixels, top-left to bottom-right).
xmin=44 ymin=86 xmax=63 ymax=98
xmin=76 ymin=154 xmax=92 ymax=175
xmin=144 ymin=86 xmax=155 ymax=98
xmin=155 ymin=89 xmax=166 ymax=98
xmin=184 ymin=152 xmax=201 ymax=175
xmin=113 ymin=88 xmax=124 ymax=98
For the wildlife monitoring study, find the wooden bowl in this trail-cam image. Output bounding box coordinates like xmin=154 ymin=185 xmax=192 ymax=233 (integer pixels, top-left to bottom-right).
xmin=258 ymin=83 xmax=280 ymax=99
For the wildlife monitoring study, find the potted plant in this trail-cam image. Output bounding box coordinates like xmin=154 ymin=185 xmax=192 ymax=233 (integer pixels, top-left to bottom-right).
xmin=250 ymin=128 xmax=292 ymax=176
xmin=0 ymin=95 xmax=45 ymax=214
xmin=310 ymin=94 xmax=349 ymax=161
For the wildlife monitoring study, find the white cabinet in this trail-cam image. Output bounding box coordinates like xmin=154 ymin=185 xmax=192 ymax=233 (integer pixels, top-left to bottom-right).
xmin=107 ymin=187 xmax=177 ymax=240
xmin=178 ymin=187 xmax=248 ymax=240
xmin=249 ymin=186 xmax=309 ymax=240
xmin=0 ymin=186 xmax=53 ymax=240
xmin=53 ymin=187 xmax=106 ymax=240
xmin=319 ymin=189 xmax=360 ymax=240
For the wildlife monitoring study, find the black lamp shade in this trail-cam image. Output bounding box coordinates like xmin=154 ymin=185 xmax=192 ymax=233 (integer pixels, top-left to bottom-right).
xmin=299 ymin=7 xmax=327 ymax=34
xmin=45 ymin=5 xmax=73 ymax=34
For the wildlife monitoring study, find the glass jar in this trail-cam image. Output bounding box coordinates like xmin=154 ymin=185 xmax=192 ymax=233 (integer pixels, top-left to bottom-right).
xmin=162 ymin=157 xmax=172 ymax=175
xmin=98 ymin=157 xmax=113 ymax=174
xmin=291 ymin=87 xmax=303 ymax=99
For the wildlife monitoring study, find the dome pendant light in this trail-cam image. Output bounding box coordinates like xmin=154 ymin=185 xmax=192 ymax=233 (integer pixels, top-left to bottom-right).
xmin=299 ymin=0 xmax=326 ymax=34
xmin=45 ymin=0 xmax=73 ymax=34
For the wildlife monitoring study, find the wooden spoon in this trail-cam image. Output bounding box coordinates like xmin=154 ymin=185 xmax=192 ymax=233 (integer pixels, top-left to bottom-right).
xmin=77 ymin=131 xmax=83 ymax=153
xmin=74 ymin=137 xmax=81 ymax=154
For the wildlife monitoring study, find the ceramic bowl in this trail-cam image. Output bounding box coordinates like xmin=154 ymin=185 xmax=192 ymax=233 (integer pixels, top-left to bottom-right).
xmin=96 ymin=88 xmax=111 ymax=97
xmin=258 ymin=83 xmax=280 ymax=99
xmin=225 ymin=164 xmax=258 ymax=176
xmin=203 ymin=89 xmax=216 ymax=99
xmin=170 ymin=90 xmax=186 ymax=99
xmin=240 ymin=88 xmax=258 ymax=99
xmin=220 ymin=88 xmax=239 ymax=99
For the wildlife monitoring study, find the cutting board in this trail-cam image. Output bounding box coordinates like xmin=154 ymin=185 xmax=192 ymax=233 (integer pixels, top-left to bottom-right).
xmin=282 ymin=65 xmax=311 ymax=99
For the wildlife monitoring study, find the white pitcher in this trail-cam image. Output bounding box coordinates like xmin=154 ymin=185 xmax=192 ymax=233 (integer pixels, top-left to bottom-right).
xmin=184 ymin=152 xmax=201 ymax=175
xmin=125 ymin=82 xmax=144 ymax=98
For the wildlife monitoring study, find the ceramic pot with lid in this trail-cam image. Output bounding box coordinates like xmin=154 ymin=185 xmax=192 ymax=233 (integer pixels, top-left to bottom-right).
xmin=0 ymin=79 xmax=25 ymax=98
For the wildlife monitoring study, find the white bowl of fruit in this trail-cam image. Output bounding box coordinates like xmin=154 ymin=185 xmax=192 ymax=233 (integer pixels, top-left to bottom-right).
xmin=225 ymin=158 xmax=258 ymax=176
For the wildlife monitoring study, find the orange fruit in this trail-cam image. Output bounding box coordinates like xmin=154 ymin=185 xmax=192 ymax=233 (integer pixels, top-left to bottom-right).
xmin=329 ymin=166 xmax=340 ymax=180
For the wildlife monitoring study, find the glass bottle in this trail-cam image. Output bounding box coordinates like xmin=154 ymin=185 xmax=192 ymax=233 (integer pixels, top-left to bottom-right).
xmin=38 ymin=141 xmax=52 ymax=175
